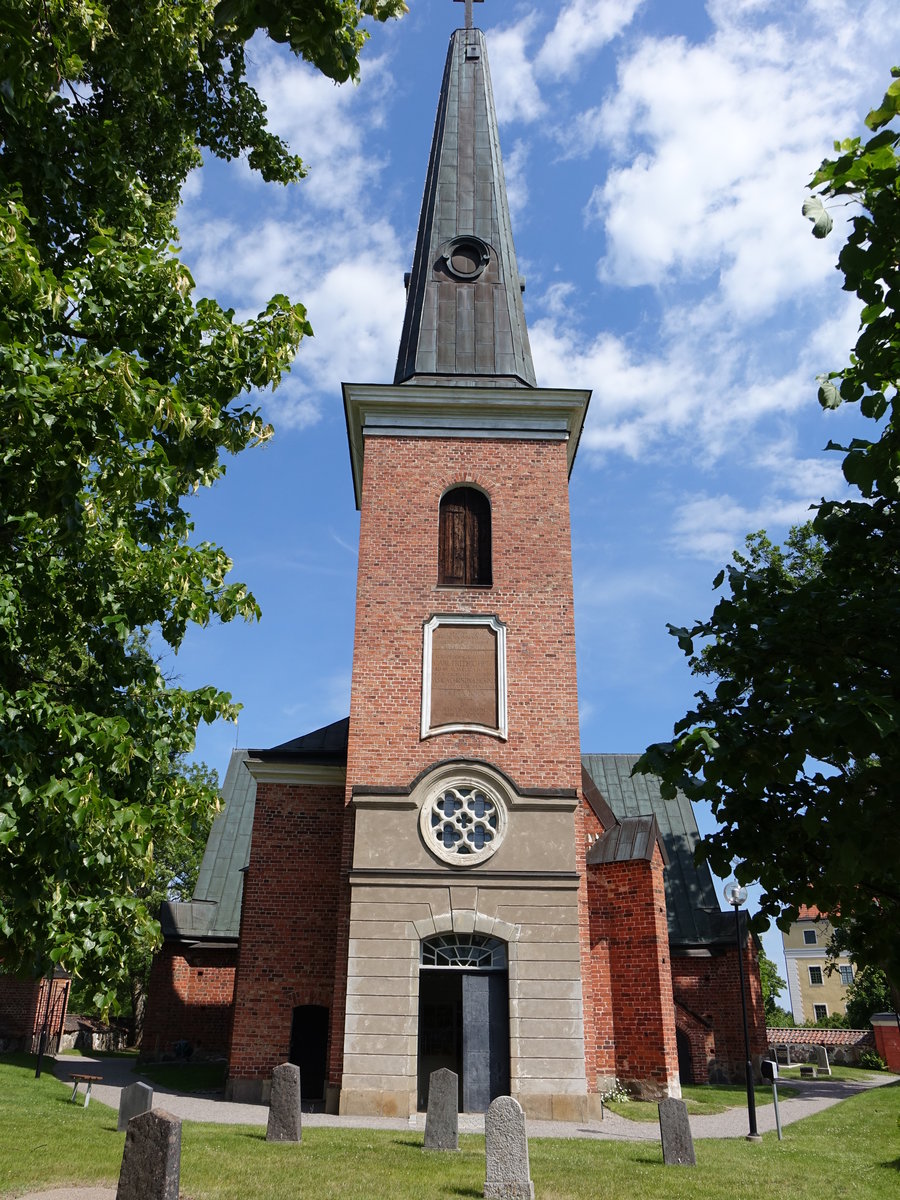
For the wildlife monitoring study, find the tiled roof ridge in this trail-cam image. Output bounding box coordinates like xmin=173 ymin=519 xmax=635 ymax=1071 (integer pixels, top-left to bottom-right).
xmin=765 ymin=1027 xmax=874 ymax=1045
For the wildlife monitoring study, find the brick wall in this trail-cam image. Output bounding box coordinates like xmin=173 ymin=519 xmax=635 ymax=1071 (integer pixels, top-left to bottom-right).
xmin=141 ymin=945 xmax=236 ymax=1059
xmin=0 ymin=975 xmax=41 ymax=1041
xmin=586 ymin=848 xmax=679 ymax=1095
xmin=674 ymin=1002 xmax=716 ymax=1085
xmin=345 ymin=436 xmax=583 ymax=796
xmin=228 ymin=782 xmax=345 ymax=1085
xmin=0 ymin=972 xmax=69 ymax=1052
xmin=578 ymin=798 xmax=612 ymax=1086
xmin=872 ymin=1015 xmax=900 ymax=1071
xmin=671 ymin=935 xmax=767 ymax=1082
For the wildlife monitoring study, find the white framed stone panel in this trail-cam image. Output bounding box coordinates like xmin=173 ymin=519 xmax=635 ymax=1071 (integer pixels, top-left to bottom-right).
xmin=421 ymin=613 xmax=508 ymax=740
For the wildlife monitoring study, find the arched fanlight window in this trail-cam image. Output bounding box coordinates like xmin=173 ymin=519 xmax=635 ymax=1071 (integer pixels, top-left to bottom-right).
xmin=438 ymin=487 xmax=492 ymax=587
xmin=420 ymin=933 xmax=507 ymax=970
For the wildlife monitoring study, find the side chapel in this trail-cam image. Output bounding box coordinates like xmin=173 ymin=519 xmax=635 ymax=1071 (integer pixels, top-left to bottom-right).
xmin=143 ymin=12 xmax=766 ymax=1118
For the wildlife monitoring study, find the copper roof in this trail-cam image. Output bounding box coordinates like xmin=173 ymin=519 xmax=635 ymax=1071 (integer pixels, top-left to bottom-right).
xmin=393 ymin=28 xmax=535 ymax=388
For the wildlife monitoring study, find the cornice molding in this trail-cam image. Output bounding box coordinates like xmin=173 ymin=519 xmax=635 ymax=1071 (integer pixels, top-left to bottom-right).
xmin=343 ymin=382 xmax=590 ymax=508
xmin=245 ymin=758 xmax=346 ymax=787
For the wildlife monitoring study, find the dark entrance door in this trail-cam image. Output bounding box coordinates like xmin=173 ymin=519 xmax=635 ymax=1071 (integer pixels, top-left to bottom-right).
xmin=461 ymin=971 xmax=510 ymax=1111
xmin=417 ymin=934 xmax=510 ymax=1113
xmin=289 ymin=1004 xmax=329 ymax=1104
xmin=676 ymin=1027 xmax=694 ymax=1085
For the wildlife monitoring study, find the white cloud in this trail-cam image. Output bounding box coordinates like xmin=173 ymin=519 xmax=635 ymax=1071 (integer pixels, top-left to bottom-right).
xmin=580 ymin=1 xmax=900 ymax=320
xmin=245 ymin=41 xmax=394 ymax=209
xmin=668 ymin=491 xmax=820 ymax=561
xmin=488 ymin=15 xmax=546 ymax=125
xmin=502 ymin=138 xmax=530 ymax=218
xmin=536 ymin=0 xmax=644 ymax=79
xmin=189 ymin=217 xmax=406 ymax=429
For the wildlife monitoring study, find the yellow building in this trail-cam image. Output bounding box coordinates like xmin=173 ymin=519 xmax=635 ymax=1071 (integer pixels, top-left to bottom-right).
xmin=782 ymin=906 xmax=855 ymax=1024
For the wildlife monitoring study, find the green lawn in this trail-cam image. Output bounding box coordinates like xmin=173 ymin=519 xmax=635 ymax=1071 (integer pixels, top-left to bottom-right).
xmin=776 ymin=1064 xmax=887 ymax=1083
xmin=1 ymin=1054 xmax=897 ymax=1200
xmin=604 ymin=1082 xmax=798 ymax=1122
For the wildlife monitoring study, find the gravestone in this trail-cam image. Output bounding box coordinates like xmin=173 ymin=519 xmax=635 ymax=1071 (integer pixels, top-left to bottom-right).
xmin=116 ymin=1108 xmax=181 ymax=1200
xmin=815 ymin=1045 xmax=832 ymax=1076
xmin=658 ymin=1098 xmax=696 ymax=1166
xmin=424 ymin=1068 xmax=459 ymax=1151
xmin=117 ymin=1081 xmax=154 ymax=1132
xmin=484 ymin=1096 xmax=534 ymax=1200
xmin=266 ymin=1062 xmax=303 ymax=1143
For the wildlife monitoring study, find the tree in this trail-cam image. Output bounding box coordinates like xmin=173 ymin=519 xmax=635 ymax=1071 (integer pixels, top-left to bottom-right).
xmin=0 ymin=0 xmax=405 ymax=1009
xmin=68 ymin=759 xmax=219 ymax=1037
xmin=843 ymin=966 xmax=893 ymax=1029
xmin=758 ymin=946 xmax=788 ymax=1023
xmin=637 ymin=69 xmax=900 ymax=994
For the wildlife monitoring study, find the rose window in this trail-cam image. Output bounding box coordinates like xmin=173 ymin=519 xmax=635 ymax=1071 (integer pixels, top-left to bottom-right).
xmin=419 ymin=779 xmax=508 ymax=866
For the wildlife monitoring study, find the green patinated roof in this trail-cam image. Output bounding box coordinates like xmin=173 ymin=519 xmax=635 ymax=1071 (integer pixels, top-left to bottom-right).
xmin=160 ymin=749 xmax=255 ymax=943
xmin=581 ymin=754 xmax=733 ymax=949
xmin=192 ymin=749 xmax=256 ymax=939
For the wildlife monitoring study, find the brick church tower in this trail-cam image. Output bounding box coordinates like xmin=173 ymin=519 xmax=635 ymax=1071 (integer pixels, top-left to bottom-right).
xmin=337 ymin=16 xmax=593 ymax=1115
xmin=217 ymin=13 xmax=685 ymax=1116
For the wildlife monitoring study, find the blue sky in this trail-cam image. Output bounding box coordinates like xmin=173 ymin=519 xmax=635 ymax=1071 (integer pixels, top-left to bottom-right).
xmin=170 ymin=0 xmax=900 ymax=992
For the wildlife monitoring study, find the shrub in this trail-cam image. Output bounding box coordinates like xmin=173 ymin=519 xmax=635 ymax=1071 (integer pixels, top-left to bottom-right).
xmin=859 ymin=1048 xmax=887 ymax=1071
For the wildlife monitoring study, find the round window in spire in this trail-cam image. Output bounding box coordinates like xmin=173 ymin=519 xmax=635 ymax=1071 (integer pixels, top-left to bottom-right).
xmin=443 ymin=236 xmax=491 ymax=281
xmin=419 ymin=775 xmax=508 ymax=866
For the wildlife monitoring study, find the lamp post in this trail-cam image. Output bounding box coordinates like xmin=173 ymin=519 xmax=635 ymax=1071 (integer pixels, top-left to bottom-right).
xmin=723 ymin=882 xmax=761 ymax=1142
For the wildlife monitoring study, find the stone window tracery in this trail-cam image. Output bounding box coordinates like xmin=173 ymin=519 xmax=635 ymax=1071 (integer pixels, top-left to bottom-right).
xmin=418 ymin=776 xmax=508 ymax=866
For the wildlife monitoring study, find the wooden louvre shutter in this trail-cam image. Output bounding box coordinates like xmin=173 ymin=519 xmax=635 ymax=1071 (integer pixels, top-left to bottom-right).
xmin=439 ymin=488 xmax=491 ymax=586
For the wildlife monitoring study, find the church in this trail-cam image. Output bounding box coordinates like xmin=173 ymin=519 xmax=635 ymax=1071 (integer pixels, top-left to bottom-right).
xmin=143 ymin=15 xmax=766 ymax=1119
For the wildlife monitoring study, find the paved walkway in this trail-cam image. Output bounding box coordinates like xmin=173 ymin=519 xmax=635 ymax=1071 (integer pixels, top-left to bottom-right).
xmin=8 ymin=1056 xmax=896 ymax=1200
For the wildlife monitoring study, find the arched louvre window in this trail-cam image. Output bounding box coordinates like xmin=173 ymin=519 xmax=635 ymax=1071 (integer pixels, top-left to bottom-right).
xmin=438 ymin=487 xmax=492 ymax=586
xmin=420 ymin=933 xmax=507 ymax=970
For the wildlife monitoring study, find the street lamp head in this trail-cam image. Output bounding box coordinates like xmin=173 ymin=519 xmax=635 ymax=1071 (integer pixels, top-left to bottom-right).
xmin=724 ymin=881 xmax=748 ymax=908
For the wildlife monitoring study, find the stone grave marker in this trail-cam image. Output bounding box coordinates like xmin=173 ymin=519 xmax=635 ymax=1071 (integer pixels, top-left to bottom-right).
xmin=116 ymin=1108 xmax=181 ymax=1200
xmin=484 ymin=1095 xmax=534 ymax=1200
xmin=424 ymin=1067 xmax=459 ymax=1150
xmin=815 ymin=1045 xmax=832 ymax=1076
xmin=117 ymin=1081 xmax=154 ymax=1132
xmin=266 ymin=1062 xmax=303 ymax=1143
xmin=658 ymin=1097 xmax=696 ymax=1167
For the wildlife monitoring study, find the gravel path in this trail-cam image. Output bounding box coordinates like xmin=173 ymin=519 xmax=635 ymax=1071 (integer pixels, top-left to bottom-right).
xmin=6 ymin=1057 xmax=895 ymax=1199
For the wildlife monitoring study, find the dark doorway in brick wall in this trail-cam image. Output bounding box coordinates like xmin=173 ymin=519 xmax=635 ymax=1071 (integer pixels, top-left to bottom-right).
xmin=417 ymin=934 xmax=509 ymax=1113
xmin=289 ymin=1004 xmax=329 ymax=1105
xmin=676 ymin=1027 xmax=695 ymax=1085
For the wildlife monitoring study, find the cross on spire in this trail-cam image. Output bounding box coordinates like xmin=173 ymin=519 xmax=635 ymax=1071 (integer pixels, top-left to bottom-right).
xmin=454 ymin=0 xmax=483 ymax=30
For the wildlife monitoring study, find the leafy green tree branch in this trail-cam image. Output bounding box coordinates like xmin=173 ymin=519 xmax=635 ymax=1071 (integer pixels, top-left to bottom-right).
xmin=0 ymin=0 xmax=405 ymax=1007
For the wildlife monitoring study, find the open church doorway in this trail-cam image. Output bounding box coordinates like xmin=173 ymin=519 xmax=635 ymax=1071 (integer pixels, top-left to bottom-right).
xmin=289 ymin=1004 xmax=329 ymax=1108
xmin=417 ymin=933 xmax=509 ymax=1112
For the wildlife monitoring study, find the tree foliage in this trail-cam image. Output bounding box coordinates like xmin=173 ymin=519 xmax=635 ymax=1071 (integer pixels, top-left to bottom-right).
xmin=0 ymin=0 xmax=404 ymax=1006
xmin=758 ymin=945 xmax=788 ymax=1023
xmin=843 ymin=965 xmax=893 ymax=1029
xmin=637 ymin=69 xmax=900 ymax=990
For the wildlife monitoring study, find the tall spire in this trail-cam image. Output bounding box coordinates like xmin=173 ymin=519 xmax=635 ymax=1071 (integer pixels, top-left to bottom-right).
xmin=393 ymin=25 xmax=536 ymax=388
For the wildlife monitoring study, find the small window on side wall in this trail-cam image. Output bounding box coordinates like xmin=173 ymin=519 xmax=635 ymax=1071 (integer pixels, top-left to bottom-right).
xmin=439 ymin=487 xmax=492 ymax=587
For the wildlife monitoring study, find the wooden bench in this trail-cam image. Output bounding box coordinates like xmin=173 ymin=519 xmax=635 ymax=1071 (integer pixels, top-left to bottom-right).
xmin=69 ymin=1073 xmax=103 ymax=1107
